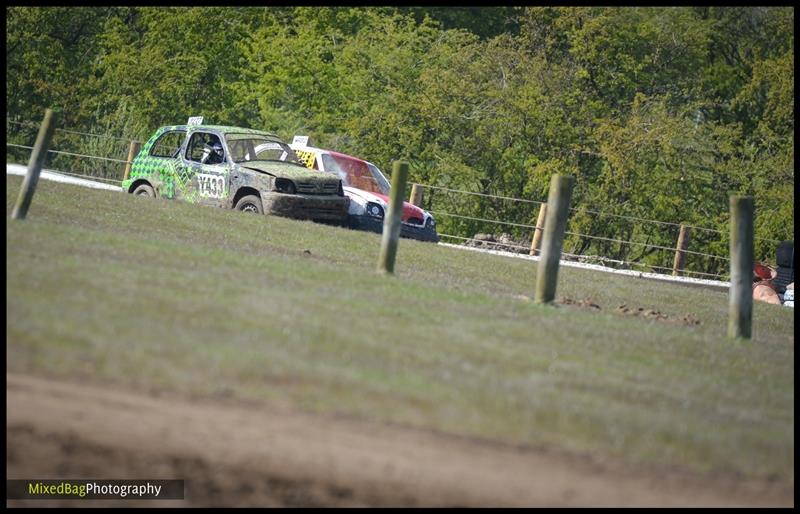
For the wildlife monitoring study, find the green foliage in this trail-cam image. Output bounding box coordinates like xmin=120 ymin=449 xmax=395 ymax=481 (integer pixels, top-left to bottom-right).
xmin=6 ymin=6 xmax=794 ymax=271
xmin=568 ymin=8 xmax=711 ymax=112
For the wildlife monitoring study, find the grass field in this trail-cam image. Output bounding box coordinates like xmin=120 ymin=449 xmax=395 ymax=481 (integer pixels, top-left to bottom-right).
xmin=6 ymin=175 xmax=794 ymax=483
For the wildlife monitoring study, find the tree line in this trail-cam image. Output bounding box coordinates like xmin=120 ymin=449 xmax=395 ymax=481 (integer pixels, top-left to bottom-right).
xmin=6 ymin=7 xmax=794 ymax=272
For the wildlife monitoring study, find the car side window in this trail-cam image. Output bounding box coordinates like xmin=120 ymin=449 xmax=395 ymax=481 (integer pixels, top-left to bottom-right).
xmin=150 ymin=130 xmax=187 ymax=158
xmin=186 ymin=132 xmax=225 ymax=165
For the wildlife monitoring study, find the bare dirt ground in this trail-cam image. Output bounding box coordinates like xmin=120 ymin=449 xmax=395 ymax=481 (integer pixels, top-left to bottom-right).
xmin=6 ymin=373 xmax=793 ymax=507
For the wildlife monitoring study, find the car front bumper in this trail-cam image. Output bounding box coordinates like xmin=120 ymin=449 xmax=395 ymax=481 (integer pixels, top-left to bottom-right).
xmin=348 ymin=215 xmax=440 ymax=243
xmin=262 ymin=192 xmax=350 ymax=223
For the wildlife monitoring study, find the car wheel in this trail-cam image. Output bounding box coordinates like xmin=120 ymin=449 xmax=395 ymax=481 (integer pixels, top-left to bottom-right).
xmin=235 ymin=195 xmax=264 ymax=214
xmin=132 ymin=184 xmax=155 ymax=197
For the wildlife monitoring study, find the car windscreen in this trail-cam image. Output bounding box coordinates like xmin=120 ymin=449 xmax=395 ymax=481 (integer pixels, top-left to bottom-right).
xmin=227 ymin=134 xmax=301 ymax=164
xmin=322 ymin=154 xmax=389 ymax=195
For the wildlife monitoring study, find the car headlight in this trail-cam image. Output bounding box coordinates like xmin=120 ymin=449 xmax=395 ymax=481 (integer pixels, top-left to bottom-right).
xmin=365 ymin=202 xmax=384 ymax=218
xmin=426 ymin=216 xmax=435 ymax=227
xmin=275 ymin=178 xmax=296 ymax=194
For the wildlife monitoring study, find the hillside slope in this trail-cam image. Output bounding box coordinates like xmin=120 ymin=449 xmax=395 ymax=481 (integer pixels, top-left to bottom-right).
xmin=6 ymin=176 xmax=794 ymax=497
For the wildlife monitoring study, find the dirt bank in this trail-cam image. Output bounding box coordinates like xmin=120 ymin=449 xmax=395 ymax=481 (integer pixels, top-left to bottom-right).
xmin=6 ymin=373 xmax=792 ymax=507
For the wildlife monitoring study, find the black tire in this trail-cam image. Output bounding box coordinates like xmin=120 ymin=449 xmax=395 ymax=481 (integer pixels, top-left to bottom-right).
xmin=132 ymin=183 xmax=155 ymax=197
xmin=234 ymin=194 xmax=264 ymax=214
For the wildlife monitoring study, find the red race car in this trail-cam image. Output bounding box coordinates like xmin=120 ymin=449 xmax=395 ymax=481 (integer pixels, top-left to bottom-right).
xmin=288 ymin=138 xmax=439 ymax=243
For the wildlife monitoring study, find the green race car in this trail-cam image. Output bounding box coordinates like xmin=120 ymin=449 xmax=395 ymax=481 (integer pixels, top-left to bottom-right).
xmin=122 ymin=123 xmax=350 ymax=223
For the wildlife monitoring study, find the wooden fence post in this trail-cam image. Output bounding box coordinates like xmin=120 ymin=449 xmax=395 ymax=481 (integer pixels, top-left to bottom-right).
xmin=409 ymin=183 xmax=424 ymax=207
xmin=728 ymin=196 xmax=754 ymax=339
xmin=529 ymin=203 xmax=548 ymax=256
xmin=377 ymin=161 xmax=409 ymax=274
xmin=123 ymin=140 xmax=141 ymax=182
xmin=672 ymin=224 xmax=691 ymax=276
xmin=11 ymin=109 xmax=58 ymax=220
xmin=535 ymin=175 xmax=574 ymax=304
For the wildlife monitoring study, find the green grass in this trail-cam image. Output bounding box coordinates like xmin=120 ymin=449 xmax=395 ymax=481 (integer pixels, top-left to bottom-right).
xmin=6 ymin=175 xmax=794 ymax=482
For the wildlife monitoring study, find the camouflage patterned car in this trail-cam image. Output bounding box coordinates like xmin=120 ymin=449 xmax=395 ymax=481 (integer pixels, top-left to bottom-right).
xmin=121 ymin=123 xmax=350 ymax=223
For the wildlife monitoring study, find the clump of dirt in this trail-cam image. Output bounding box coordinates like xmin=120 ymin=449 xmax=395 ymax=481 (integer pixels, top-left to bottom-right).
xmin=616 ymin=304 xmax=668 ymax=320
xmin=616 ymin=304 xmax=701 ymax=326
xmin=678 ymin=314 xmax=702 ymax=326
xmin=550 ymin=297 xmax=702 ymax=326
xmin=519 ymin=295 xmax=702 ymax=326
xmin=556 ymin=296 xmax=601 ymax=311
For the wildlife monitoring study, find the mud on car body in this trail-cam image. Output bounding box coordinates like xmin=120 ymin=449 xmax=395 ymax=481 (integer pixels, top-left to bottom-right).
xmin=121 ymin=124 xmax=349 ymax=223
xmin=286 ymin=140 xmax=439 ymax=243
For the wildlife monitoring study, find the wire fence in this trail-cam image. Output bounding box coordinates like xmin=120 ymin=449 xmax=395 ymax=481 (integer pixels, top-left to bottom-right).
xmin=420 ymin=183 xmax=783 ymax=244
xmin=434 ymin=220 xmax=731 ymax=279
xmin=6 ymin=119 xmax=137 ymax=143
xmin=6 ymin=143 xmax=132 ymax=164
xmin=430 ymin=207 xmax=725 ymax=263
xmin=417 ymin=181 xmax=791 ymax=280
xmin=6 ymin=118 xmax=137 ymax=183
xmin=560 ymin=230 xmax=730 ymax=261
xmin=422 ymin=184 xmax=545 ymax=206
xmin=438 ymin=232 xmax=727 ymax=280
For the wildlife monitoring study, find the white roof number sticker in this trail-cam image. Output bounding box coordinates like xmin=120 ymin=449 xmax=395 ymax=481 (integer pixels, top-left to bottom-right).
xmin=187 ymin=116 xmax=204 ymax=126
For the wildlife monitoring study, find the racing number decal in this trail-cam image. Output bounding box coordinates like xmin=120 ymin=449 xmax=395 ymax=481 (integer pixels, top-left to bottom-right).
xmin=295 ymin=149 xmax=316 ymax=169
xmin=197 ymin=173 xmax=225 ymax=198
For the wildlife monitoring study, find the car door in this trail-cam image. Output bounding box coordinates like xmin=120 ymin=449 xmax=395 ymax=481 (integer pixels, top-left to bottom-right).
xmin=178 ymin=130 xmax=230 ymax=207
xmin=140 ymin=128 xmax=188 ymax=199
